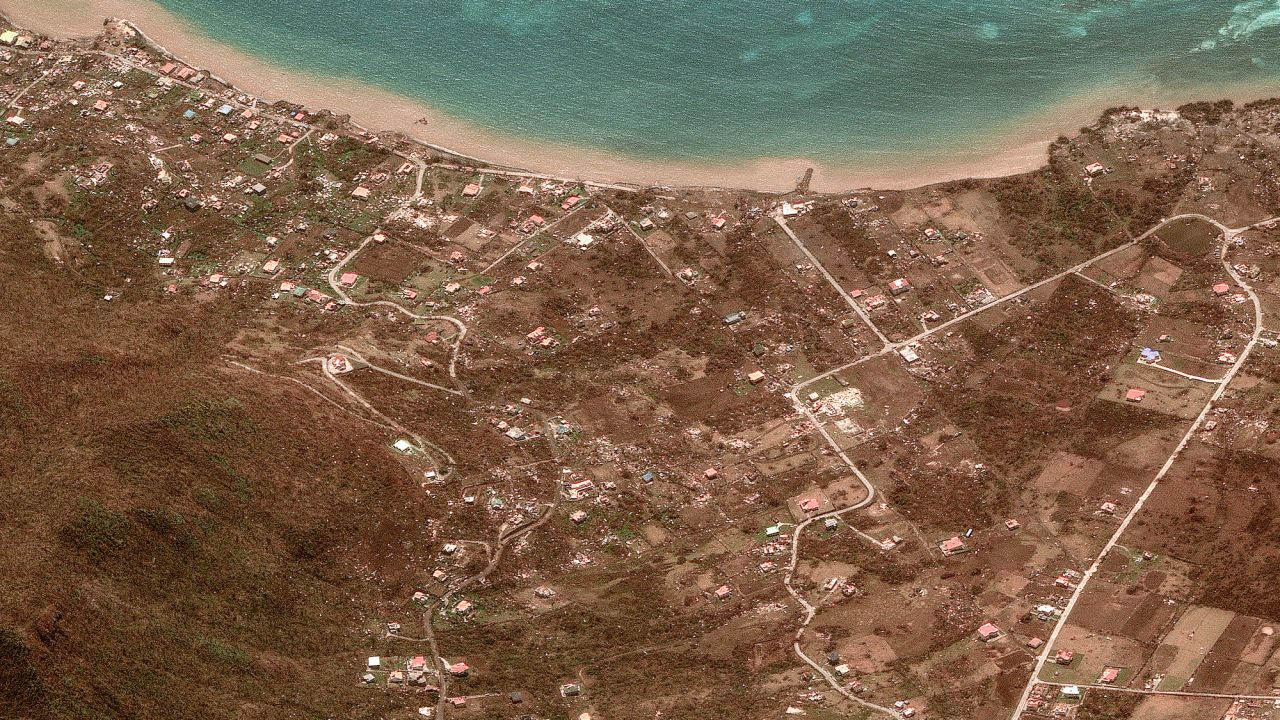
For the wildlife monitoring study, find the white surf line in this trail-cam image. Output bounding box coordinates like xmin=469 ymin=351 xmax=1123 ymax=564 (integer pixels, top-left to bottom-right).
xmin=73 ymin=19 xmax=648 ymax=198
xmin=1009 ymin=218 xmax=1264 ymax=719
xmin=773 ymin=213 xmax=891 ymax=348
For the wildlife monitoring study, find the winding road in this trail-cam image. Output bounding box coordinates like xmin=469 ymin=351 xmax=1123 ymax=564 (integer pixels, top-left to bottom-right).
xmin=327 ymin=234 xmax=470 ymax=387
xmin=775 ymin=212 xmax=1274 ymax=718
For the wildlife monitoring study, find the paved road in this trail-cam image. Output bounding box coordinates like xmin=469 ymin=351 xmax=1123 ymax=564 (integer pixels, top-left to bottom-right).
xmin=1144 ymin=361 xmax=1225 ymax=385
xmin=624 ymin=220 xmax=675 ymax=278
xmin=328 ymin=234 xmax=469 ymax=384
xmin=411 ymin=156 xmax=428 ymax=198
xmin=1036 ymin=679 xmax=1280 ymax=701
xmin=779 ymin=219 xmax=1169 ymax=541
xmin=774 ymin=214 xmax=891 ymax=348
xmin=782 ymin=497 xmax=902 ymax=718
xmin=226 ymin=359 xmax=399 ymax=433
xmin=5 ymin=68 xmax=47 ymax=111
xmin=336 ymin=344 xmax=464 ymax=396
xmin=773 ymin=213 xmax=1264 ymax=717
xmin=790 ymin=235 xmax=1144 ymax=400
xmin=477 ymin=202 xmax=590 ymax=276
xmin=1007 ymin=215 xmax=1266 ymax=719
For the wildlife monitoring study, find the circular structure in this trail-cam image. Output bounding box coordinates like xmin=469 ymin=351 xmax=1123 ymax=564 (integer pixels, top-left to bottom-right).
xmin=326 ymin=353 xmax=351 ymax=374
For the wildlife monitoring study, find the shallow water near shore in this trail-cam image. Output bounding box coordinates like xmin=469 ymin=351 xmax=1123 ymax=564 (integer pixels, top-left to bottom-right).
xmin=8 ymin=0 xmax=1280 ymax=190
xmin=145 ymin=0 xmax=1280 ymax=162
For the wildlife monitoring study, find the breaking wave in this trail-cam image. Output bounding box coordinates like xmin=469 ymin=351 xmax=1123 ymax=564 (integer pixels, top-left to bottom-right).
xmin=1220 ymin=0 xmax=1280 ymax=39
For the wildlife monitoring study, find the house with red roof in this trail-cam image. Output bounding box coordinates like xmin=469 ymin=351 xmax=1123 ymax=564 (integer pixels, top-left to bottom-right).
xmin=939 ymin=536 xmax=967 ymax=555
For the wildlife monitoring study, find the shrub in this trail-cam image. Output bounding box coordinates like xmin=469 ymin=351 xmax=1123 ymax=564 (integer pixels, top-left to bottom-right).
xmin=60 ymin=498 xmax=132 ymax=560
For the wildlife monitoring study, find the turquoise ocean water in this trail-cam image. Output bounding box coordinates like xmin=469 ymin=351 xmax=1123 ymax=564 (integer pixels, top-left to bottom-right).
xmin=153 ymin=0 xmax=1280 ymax=165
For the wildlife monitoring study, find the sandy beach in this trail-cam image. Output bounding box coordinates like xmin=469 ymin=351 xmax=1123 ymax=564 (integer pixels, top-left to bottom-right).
xmin=3 ymin=0 xmax=1279 ymax=193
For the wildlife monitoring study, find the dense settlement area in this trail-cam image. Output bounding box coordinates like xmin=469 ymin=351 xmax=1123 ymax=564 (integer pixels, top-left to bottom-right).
xmin=3 ymin=16 xmax=1280 ymax=720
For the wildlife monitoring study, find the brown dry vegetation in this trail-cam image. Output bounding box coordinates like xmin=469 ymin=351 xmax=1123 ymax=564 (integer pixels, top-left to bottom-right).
xmin=4 ymin=20 xmax=1280 ymax=720
xmin=932 ymin=277 xmax=1157 ymax=481
xmin=0 ymin=238 xmax=434 ymax=718
xmin=1076 ymin=690 xmax=1144 ymax=719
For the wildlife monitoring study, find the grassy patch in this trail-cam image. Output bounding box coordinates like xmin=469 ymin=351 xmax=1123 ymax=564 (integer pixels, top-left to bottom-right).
xmin=198 ymin=636 xmax=252 ymax=672
xmin=0 ymin=628 xmax=43 ymax=713
xmin=159 ymin=396 xmax=256 ymax=444
xmin=60 ymin=497 xmax=132 ymax=560
xmin=132 ymin=506 xmax=199 ymax=550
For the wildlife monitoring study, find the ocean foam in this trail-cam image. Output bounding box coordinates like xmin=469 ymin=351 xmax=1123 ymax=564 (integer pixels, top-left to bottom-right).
xmin=1221 ymin=0 xmax=1280 ymax=39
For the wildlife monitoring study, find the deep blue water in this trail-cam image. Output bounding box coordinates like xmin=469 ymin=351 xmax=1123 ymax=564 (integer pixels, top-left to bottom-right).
xmin=152 ymin=0 xmax=1280 ymax=163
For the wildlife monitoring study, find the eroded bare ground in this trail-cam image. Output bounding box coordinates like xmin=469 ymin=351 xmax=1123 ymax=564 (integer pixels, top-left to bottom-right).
xmin=3 ymin=18 xmax=1280 ymax=720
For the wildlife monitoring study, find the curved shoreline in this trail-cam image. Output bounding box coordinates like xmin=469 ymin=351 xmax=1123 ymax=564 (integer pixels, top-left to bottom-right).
xmin=5 ymin=0 xmax=1280 ymax=193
